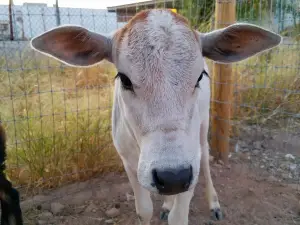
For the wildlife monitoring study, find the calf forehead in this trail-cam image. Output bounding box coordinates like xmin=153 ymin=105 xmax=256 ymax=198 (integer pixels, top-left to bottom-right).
xmin=116 ymin=9 xmax=201 ymax=82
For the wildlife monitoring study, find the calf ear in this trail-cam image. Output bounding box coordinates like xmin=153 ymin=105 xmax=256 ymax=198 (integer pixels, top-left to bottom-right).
xmin=30 ymin=25 xmax=113 ymax=67
xmin=198 ymin=23 xmax=282 ymax=64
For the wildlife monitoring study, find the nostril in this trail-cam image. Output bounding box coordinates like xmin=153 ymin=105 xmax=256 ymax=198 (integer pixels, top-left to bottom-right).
xmin=183 ymin=165 xmax=193 ymax=189
xmin=152 ymin=169 xmax=165 ymax=189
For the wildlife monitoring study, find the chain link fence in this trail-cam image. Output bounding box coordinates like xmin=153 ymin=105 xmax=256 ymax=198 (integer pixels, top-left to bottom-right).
xmin=0 ymin=0 xmax=299 ymax=224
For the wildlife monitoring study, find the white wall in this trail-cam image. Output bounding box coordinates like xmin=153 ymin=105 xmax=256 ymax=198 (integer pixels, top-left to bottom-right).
xmin=0 ymin=3 xmax=126 ymax=40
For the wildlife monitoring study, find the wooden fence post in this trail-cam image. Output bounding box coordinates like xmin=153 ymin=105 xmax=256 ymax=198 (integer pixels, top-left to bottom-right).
xmin=211 ymin=0 xmax=236 ymax=164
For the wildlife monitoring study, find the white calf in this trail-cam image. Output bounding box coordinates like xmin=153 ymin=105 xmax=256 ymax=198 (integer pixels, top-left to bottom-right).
xmin=30 ymin=9 xmax=281 ymax=225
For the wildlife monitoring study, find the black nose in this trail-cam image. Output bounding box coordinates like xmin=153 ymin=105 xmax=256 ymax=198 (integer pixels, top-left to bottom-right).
xmin=152 ymin=165 xmax=193 ymax=195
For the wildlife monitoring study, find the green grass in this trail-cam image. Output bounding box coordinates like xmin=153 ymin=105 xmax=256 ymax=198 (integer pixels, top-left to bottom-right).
xmin=0 ymin=39 xmax=299 ymax=193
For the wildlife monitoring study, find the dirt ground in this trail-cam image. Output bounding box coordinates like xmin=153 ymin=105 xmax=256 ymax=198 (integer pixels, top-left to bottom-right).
xmin=18 ymin=124 xmax=300 ymax=225
xmin=20 ymin=162 xmax=300 ymax=225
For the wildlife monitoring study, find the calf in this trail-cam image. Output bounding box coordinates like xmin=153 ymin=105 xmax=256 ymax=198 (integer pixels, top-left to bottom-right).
xmin=30 ymin=9 xmax=281 ymax=225
xmin=0 ymin=124 xmax=23 ymax=225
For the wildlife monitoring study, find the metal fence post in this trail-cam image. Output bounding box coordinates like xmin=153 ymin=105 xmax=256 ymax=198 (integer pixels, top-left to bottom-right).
xmin=9 ymin=0 xmax=14 ymax=40
xmin=55 ymin=0 xmax=61 ymax=26
xmin=211 ymin=0 xmax=236 ymax=164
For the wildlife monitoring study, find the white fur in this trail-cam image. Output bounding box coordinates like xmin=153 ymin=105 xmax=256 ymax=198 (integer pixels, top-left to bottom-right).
xmin=30 ymin=9 xmax=282 ymax=225
xmin=114 ymin=10 xmax=205 ymax=192
xmin=112 ymin=10 xmax=210 ymax=225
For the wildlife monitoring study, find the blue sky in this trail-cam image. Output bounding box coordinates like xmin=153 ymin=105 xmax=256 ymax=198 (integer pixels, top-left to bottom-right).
xmin=0 ymin=0 xmax=147 ymax=9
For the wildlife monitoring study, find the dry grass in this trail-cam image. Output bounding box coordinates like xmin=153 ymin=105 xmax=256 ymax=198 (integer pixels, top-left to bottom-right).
xmin=232 ymin=43 xmax=300 ymax=124
xmin=0 ymin=52 xmax=123 ymax=192
xmin=0 ymin=40 xmax=299 ymax=193
xmin=207 ymin=42 xmax=300 ymax=141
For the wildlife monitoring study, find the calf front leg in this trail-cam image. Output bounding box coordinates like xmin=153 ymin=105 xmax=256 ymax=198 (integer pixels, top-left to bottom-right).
xmin=123 ymin=163 xmax=153 ymax=225
xmin=200 ymin=119 xmax=222 ymax=220
xmin=168 ymin=189 xmax=194 ymax=225
xmin=160 ymin=195 xmax=175 ymax=221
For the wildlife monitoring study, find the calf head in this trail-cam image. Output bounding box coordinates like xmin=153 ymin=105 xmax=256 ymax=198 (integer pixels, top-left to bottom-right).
xmin=31 ymin=9 xmax=281 ymax=195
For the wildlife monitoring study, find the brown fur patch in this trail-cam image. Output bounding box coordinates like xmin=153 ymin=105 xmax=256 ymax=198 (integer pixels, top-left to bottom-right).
xmin=113 ymin=9 xmax=194 ymax=54
xmin=114 ymin=9 xmax=150 ymax=51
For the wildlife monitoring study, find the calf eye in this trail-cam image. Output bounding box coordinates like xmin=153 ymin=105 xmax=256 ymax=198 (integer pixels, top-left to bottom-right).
xmin=195 ymin=70 xmax=209 ymax=88
xmin=116 ymin=72 xmax=134 ymax=92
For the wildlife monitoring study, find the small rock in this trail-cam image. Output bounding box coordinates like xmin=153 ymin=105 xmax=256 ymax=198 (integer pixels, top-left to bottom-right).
xmin=260 ymin=165 xmax=265 ymax=169
xmin=85 ymin=203 xmax=98 ymax=213
xmin=280 ymin=163 xmax=289 ymax=170
xmin=39 ymin=202 xmax=51 ymax=211
xmin=73 ymin=205 xmax=85 ymax=214
xmin=241 ymin=148 xmax=249 ymax=152
xmin=289 ymin=164 xmax=297 ymax=171
xmin=21 ymin=195 xmax=51 ymax=212
xmin=50 ymin=202 xmax=65 ymax=215
xmin=285 ymin=154 xmax=295 ymax=160
xmin=68 ymin=191 xmax=93 ymax=205
xmin=38 ymin=211 xmax=53 ymax=220
xmin=105 ymin=207 xmax=120 ymax=218
xmin=253 ymin=141 xmax=262 ymax=149
xmin=267 ymin=175 xmax=277 ymax=182
xmin=252 ymin=150 xmax=260 ymax=156
xmin=215 ymin=163 xmax=222 ymax=169
xmin=269 ymin=164 xmax=275 ymax=169
xmin=277 ymin=168 xmax=283 ymax=173
xmin=248 ymin=188 xmax=255 ymax=193
xmin=36 ymin=220 xmax=47 ymax=225
xmin=225 ymin=164 xmax=231 ymax=170
xmin=105 ymin=219 xmax=114 ymax=224
xmin=238 ymin=152 xmax=250 ymax=161
xmin=282 ymin=173 xmax=292 ymax=179
xmin=239 ymin=140 xmax=248 ymax=148
xmin=217 ymin=160 xmax=224 ymax=165
xmin=126 ymin=193 xmax=135 ymax=201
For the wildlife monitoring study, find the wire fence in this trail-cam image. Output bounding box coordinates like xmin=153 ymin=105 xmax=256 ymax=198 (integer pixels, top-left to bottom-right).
xmin=0 ymin=0 xmax=299 ymax=224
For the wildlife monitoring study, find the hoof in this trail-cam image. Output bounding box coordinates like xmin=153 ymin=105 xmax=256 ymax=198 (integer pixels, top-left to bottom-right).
xmin=210 ymin=208 xmax=223 ymax=221
xmin=160 ymin=209 xmax=170 ymax=221
xmin=137 ymin=215 xmax=143 ymax=225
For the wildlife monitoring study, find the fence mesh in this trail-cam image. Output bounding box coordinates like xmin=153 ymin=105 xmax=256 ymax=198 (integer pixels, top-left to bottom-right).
xmin=0 ymin=0 xmax=299 ymax=224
